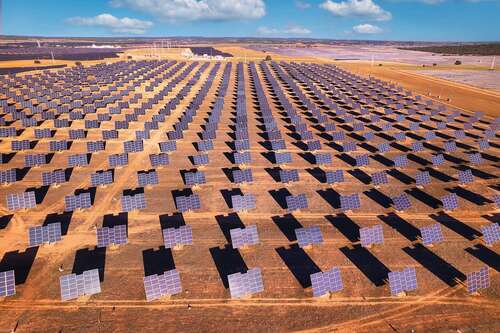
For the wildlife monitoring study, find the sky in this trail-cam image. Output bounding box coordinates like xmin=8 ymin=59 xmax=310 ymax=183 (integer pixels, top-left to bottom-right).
xmin=2 ymin=0 xmax=500 ymax=41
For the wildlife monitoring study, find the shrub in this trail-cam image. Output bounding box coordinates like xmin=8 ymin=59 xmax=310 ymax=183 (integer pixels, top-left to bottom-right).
xmin=34 ymin=60 xmax=41 ymax=64
xmin=454 ymin=60 xmax=462 ymax=65
xmin=265 ymin=55 xmax=272 ymax=61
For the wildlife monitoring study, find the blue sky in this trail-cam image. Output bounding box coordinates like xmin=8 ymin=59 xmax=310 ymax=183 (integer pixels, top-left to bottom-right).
xmin=3 ymin=0 xmax=500 ymax=41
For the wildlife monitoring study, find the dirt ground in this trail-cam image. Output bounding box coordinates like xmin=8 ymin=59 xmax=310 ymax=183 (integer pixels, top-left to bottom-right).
xmin=0 ymin=53 xmax=499 ymax=333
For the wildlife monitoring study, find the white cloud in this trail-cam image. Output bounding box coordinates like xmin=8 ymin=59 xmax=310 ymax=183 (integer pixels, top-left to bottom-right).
xmin=353 ymin=23 xmax=383 ymax=34
xmin=320 ymin=0 xmax=392 ymax=21
xmin=257 ymin=25 xmax=312 ymax=36
xmin=295 ymin=0 xmax=312 ymax=9
xmin=67 ymin=13 xmax=153 ymax=34
xmin=109 ymin=0 xmax=266 ymax=21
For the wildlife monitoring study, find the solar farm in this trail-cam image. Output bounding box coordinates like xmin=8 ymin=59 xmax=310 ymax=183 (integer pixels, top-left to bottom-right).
xmin=0 ymin=53 xmax=499 ymax=332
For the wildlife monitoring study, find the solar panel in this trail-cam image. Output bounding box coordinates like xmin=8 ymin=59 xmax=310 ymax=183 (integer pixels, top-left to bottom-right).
xmin=138 ymin=170 xmax=159 ymax=187
xmin=234 ymin=152 xmax=252 ymax=165
xmin=0 ymin=169 xmax=17 ymax=185
xmin=342 ymin=141 xmax=357 ymax=152
xmin=478 ymin=140 xmax=490 ymax=151
xmin=340 ymin=194 xmax=361 ymax=212
xmin=388 ymin=267 xmax=417 ymax=296
xmin=149 ymin=153 xmax=169 ymax=167
xmin=458 ymin=169 xmax=474 ymax=185
xmin=359 ymin=225 xmax=384 ymax=247
xmin=60 ymin=269 xmax=101 ymax=301
xmin=49 ymin=140 xmax=68 ymax=152
xmin=102 ymin=130 xmax=119 ymax=140
xmin=233 ymin=169 xmax=253 ymax=184
xmin=0 ymin=270 xmax=15 ymax=297
xmin=415 ymin=171 xmax=431 ymax=187
xmin=326 ymin=170 xmax=344 ymax=185
xmin=230 ymin=225 xmax=259 ymax=249
xmin=124 ymin=140 xmax=144 ymax=153
xmin=191 ymin=153 xmax=208 ymax=166
xmin=393 ymin=132 xmax=406 ymax=141
xmin=109 ymin=153 xmax=128 ymax=167
xmin=493 ymin=194 xmax=500 ymax=209
xmin=184 ymin=171 xmax=206 ymax=186
xmin=443 ymin=141 xmax=457 ymax=153
xmin=29 ymin=223 xmax=62 ymax=247
xmin=392 ymin=193 xmax=412 ymax=212
xmin=87 ymin=140 xmax=105 ymax=153
xmin=378 ymin=142 xmax=390 ymax=154
xmin=232 ymin=194 xmax=256 ymax=212
xmin=394 ymin=154 xmax=408 ymax=168
xmin=411 ymin=141 xmax=424 ymax=153
xmin=315 ymin=153 xmax=332 ymax=165
xmin=162 ymin=225 xmax=193 ymax=249
xmin=286 ymin=194 xmax=308 ymax=212
xmin=121 ymin=193 xmax=147 ymax=212
xmin=432 ymin=154 xmax=445 ymax=167
xmin=481 ymin=224 xmax=499 ymax=247
xmin=68 ymin=154 xmax=88 ymax=167
xmin=311 ymin=268 xmax=343 ymax=297
xmin=441 ymin=193 xmax=459 ymax=211
xmin=64 ymin=192 xmax=92 ymax=212
xmin=467 ymin=267 xmax=490 ymax=293
xmin=7 ymin=191 xmax=37 ymax=211
xmin=196 ymin=140 xmax=214 ymax=152
xmin=296 ymin=226 xmax=323 ymax=248
xmin=275 ymin=152 xmax=293 ymax=165
xmin=372 ymin=171 xmax=389 ymax=186
xmin=355 ymin=154 xmax=370 ymax=167
xmin=91 ymin=170 xmax=113 ymax=187
xmin=175 ymin=194 xmax=201 ymax=212
xmin=306 ymin=140 xmax=322 ymax=151
xmin=420 ymin=223 xmax=444 ymax=246
xmin=280 ymin=169 xmax=299 ymax=183
xmin=227 ymin=268 xmax=264 ymax=299
xmin=96 ymin=225 xmax=127 ymax=248
xmin=144 ymin=269 xmax=182 ymax=301
xmin=235 ymin=139 xmax=250 ymax=151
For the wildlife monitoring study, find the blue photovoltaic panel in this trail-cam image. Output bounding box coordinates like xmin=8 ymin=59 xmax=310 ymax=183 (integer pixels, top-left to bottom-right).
xmin=481 ymin=224 xmax=499 ymax=247
xmin=162 ymin=225 xmax=193 ymax=248
xmin=150 ymin=154 xmax=169 ymax=167
xmin=29 ymin=223 xmax=62 ymax=247
xmin=468 ymin=153 xmax=483 ymax=165
xmin=467 ymin=267 xmax=490 ymax=293
xmin=233 ymin=169 xmax=253 ymax=184
xmin=7 ymin=191 xmax=37 ymax=211
xmin=340 ymin=194 xmax=361 ymax=212
xmin=392 ymin=193 xmax=412 ymax=212
xmin=0 ymin=270 xmax=16 ymax=297
xmin=443 ymin=141 xmax=457 ymax=153
xmin=91 ymin=170 xmax=113 ymax=187
xmin=306 ymin=140 xmax=321 ymax=151
xmin=326 ymin=170 xmax=344 ymax=185
xmin=96 ymin=225 xmax=128 ymax=247
xmin=184 ymin=171 xmax=206 ymax=186
xmin=279 ymin=169 xmax=299 ymax=183
xmin=87 ymin=141 xmax=105 ymax=153
xmin=432 ymin=154 xmax=445 ymax=167
xmin=360 ymin=225 xmax=384 ymax=247
xmin=458 ymin=169 xmax=474 ymax=185
xmin=415 ymin=171 xmax=431 ymax=187
xmin=0 ymin=169 xmax=17 ymax=185
xmin=342 ymin=141 xmax=357 ymax=152
xmin=315 ymin=153 xmax=332 ymax=165
xmin=296 ymin=226 xmax=323 ymax=248
xmin=286 ymin=194 xmax=308 ymax=212
xmin=311 ymin=268 xmax=343 ymax=297
xmin=144 ymin=269 xmax=182 ymax=301
xmin=441 ymin=193 xmax=459 ymax=211
xmin=378 ymin=143 xmax=390 ymax=154
xmin=412 ymin=141 xmax=424 ymax=152
xmin=234 ymin=152 xmax=251 ymax=165
xmin=230 ymin=225 xmax=259 ymax=249
xmin=388 ymin=267 xmax=417 ymax=296
xmin=393 ymin=154 xmax=408 ymax=168
xmin=372 ymin=171 xmax=388 ymax=186
xmin=159 ymin=141 xmax=177 ymax=153
xmin=232 ymin=194 xmax=256 ymax=212
xmin=138 ymin=170 xmax=159 ymax=187
xmin=68 ymin=154 xmax=88 ymax=167
xmin=175 ymin=194 xmax=201 ymax=212
xmin=108 ymin=153 xmax=128 ymax=167
xmin=355 ymin=154 xmax=370 ymax=167
xmin=420 ymin=223 xmax=444 ymax=246
xmin=65 ymin=192 xmax=92 ymax=211
xmin=121 ymin=193 xmax=147 ymax=212
xmin=60 ymin=269 xmax=101 ymax=301
xmin=235 ymin=139 xmax=250 ymax=151
xmin=227 ymin=268 xmax=264 ymax=299
xmin=275 ymin=152 xmax=292 ymax=164
xmin=192 ymin=154 xmax=209 ymax=166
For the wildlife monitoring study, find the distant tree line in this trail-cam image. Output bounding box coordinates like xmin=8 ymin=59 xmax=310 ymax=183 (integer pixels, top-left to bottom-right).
xmin=400 ymin=43 xmax=500 ymax=56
